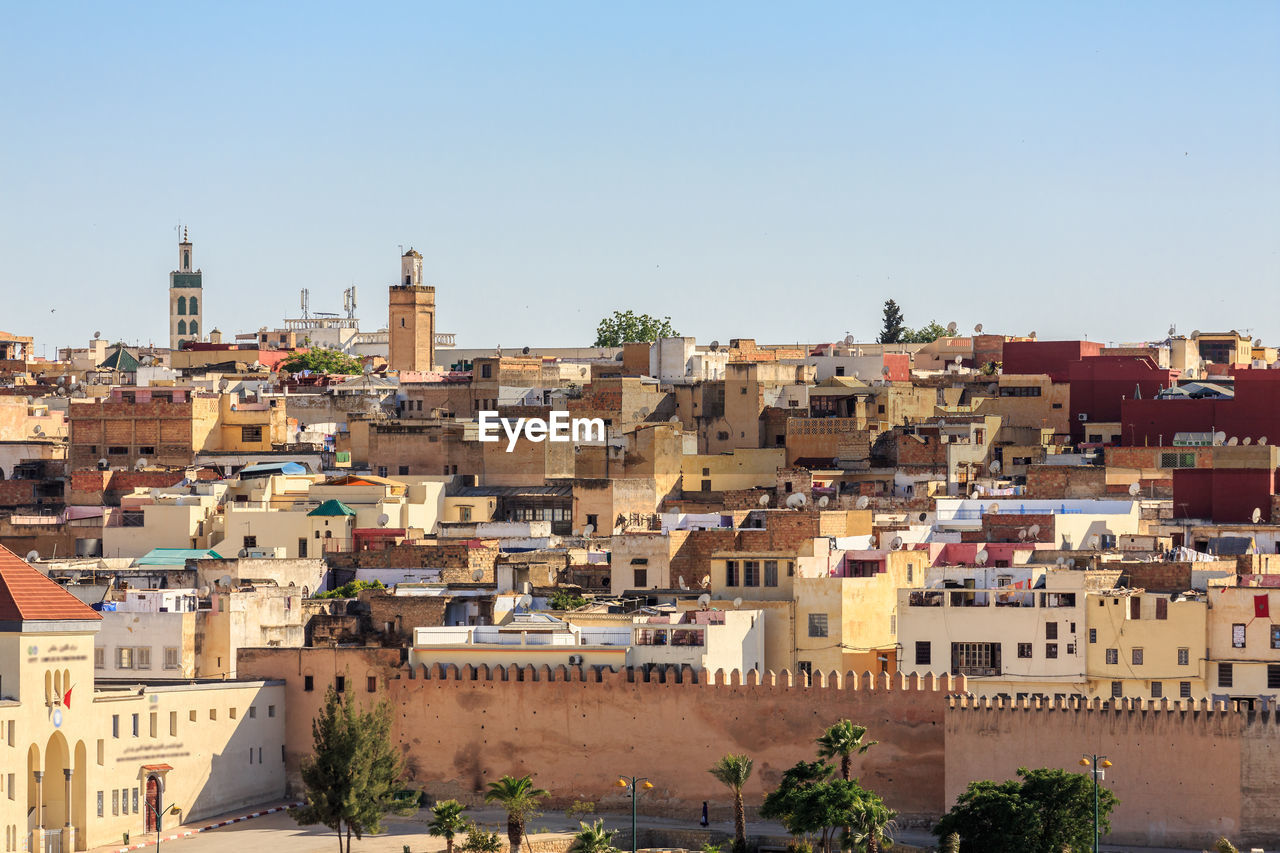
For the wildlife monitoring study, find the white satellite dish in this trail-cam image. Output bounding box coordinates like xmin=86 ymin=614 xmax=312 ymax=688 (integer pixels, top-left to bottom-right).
xmin=701 ymin=574 xmax=711 ymax=588
xmin=987 ymin=503 xmax=1000 ymax=515
xmin=25 ymin=550 xmax=39 ymax=562
xmin=975 ymin=549 xmax=989 ymax=565
xmin=697 ymin=593 xmax=711 ymax=608
xmin=583 ymin=523 xmax=595 ymax=537
xmin=954 ymin=355 xmax=963 ymax=365
xmin=1261 ymin=437 xmax=1269 ymax=446
xmin=1128 ymin=483 xmax=1141 ymax=496
xmin=1017 ymin=528 xmax=1027 ymax=540
xmin=946 ymin=322 xmax=958 ymax=335
xmin=1168 ymin=326 xmax=1177 ymax=337
xmin=732 ymin=597 xmax=743 ymax=610
xmin=988 ymin=460 xmax=1001 ymax=475
xmin=855 ymin=495 xmax=869 ymax=510
xmin=817 ymin=495 xmax=830 ymax=508
xmin=219 ymin=575 xmax=233 ymax=589
xmin=1028 ymin=524 xmax=1040 ymax=537
xmin=794 ymin=493 xmax=807 ymax=507
xmin=785 ymin=493 xmax=802 ymax=509
xmin=1056 ymin=557 xmax=1066 ymax=566
xmin=1252 ymin=508 xmax=1263 ymax=524
xmin=472 ymin=569 xmax=485 ymax=582
xmin=1243 ymin=437 xmax=1253 ymax=445
xmin=890 ymin=536 xmax=904 ymax=551
xmin=677 ymin=577 xmax=689 ymax=590
xmin=97 ymin=458 xmax=109 ymax=468
xmin=1067 ymin=558 xmax=1076 ymax=568
xmin=134 ymin=458 xmax=148 ymax=470
xmin=199 ymin=586 xmax=210 ymax=597
xmin=1228 ymin=436 xmax=1239 ymax=446
xmin=518 ymin=593 xmax=534 ymax=608
xmin=377 ymin=513 xmax=390 ymax=527
xmin=758 ymin=493 xmax=771 ymax=507
xmin=843 ymin=335 xmax=855 ymax=345
xmin=974 ymin=323 xmax=984 ymax=334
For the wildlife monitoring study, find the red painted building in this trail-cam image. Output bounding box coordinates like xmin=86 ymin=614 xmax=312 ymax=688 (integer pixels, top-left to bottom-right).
xmin=1172 ymin=467 xmax=1275 ymax=523
xmin=1002 ymin=340 xmax=1104 ymax=382
xmin=1121 ymin=369 xmax=1280 ymax=446
xmin=1068 ymin=355 xmax=1177 ymax=442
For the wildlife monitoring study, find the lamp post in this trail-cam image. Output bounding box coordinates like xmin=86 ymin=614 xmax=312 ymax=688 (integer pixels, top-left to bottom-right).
xmin=143 ymin=799 xmax=162 ymax=852
xmin=1078 ymin=755 xmax=1112 ymax=853
xmin=616 ymin=776 xmax=653 ymax=853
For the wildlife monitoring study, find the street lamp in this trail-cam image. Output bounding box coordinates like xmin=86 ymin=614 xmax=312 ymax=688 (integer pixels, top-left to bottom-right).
xmin=142 ymin=799 xmax=161 ymax=852
xmin=1079 ymin=755 xmax=1112 ymax=853
xmin=616 ymin=776 xmax=654 ymax=853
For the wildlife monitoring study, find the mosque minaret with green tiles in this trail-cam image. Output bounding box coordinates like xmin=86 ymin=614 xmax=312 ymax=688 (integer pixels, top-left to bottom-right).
xmin=168 ymin=227 xmax=203 ymax=350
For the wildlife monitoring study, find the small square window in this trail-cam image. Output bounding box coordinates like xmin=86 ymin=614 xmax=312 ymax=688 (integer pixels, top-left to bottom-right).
xmin=1132 ymin=648 xmax=1144 ymax=666
xmin=1045 ymin=643 xmax=1058 ymax=659
xmin=1180 ymin=681 xmax=1192 ymax=698
xmin=1178 ymin=647 xmax=1190 ymax=666
xmin=1017 ymin=643 xmax=1032 ymax=659
xmin=1105 ymin=648 xmax=1118 ymax=665
xmin=807 ymin=613 xmax=829 ymax=638
xmin=1151 ymin=681 xmax=1163 ymax=698
xmin=1111 ymin=681 xmax=1122 ymax=699
xmin=304 ymin=675 xmax=314 ymax=692
xmin=915 ymin=641 xmax=931 ymax=666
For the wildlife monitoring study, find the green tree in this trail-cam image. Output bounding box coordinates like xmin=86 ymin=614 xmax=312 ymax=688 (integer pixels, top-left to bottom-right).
xmin=1216 ymin=838 xmax=1240 ymax=853
xmin=281 ymin=348 xmax=365 ymax=375
xmin=568 ymin=819 xmax=619 ymax=853
xmin=877 ymin=300 xmax=906 ymax=344
xmin=593 ymin=310 xmax=679 ymax=347
xmin=846 ymin=790 xmax=896 ymax=853
xmin=709 ymin=754 xmax=754 ymax=853
xmin=904 ymin=320 xmax=949 ymax=343
xmin=428 ymin=800 xmax=470 ymax=853
xmin=291 ymin=689 xmax=405 ymax=853
xmin=484 ymin=774 xmax=550 ymax=853
xmin=459 ymin=823 xmax=505 ymax=853
xmin=314 ymin=579 xmax=386 ymax=600
xmin=815 ymin=721 xmax=877 ymax=782
xmin=760 ymin=763 xmax=891 ymax=853
xmin=934 ymin=768 xmax=1116 ymax=853
xmin=547 ymin=589 xmax=588 ymax=611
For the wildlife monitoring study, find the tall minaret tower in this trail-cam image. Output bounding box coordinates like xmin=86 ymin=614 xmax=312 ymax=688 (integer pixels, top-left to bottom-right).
xmin=388 ymin=247 xmax=436 ymax=372
xmin=168 ymin=227 xmax=203 ymax=350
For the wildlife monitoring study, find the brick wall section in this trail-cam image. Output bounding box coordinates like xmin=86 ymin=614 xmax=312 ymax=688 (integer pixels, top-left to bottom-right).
xmin=326 ymin=541 xmax=499 ymax=582
xmin=979 ymin=513 xmax=1055 ymax=544
xmin=0 ymin=481 xmax=36 ymax=507
xmin=896 ymin=434 xmax=946 ymax=468
xmin=1024 ymin=465 xmax=1107 ymax=499
xmin=1116 ymin=562 xmax=1193 ymax=592
xmin=362 ymin=589 xmax=450 ymax=641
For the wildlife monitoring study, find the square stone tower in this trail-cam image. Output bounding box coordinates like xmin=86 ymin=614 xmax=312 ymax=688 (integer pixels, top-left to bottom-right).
xmin=388 ymin=248 xmax=435 ymax=372
xmin=168 ymin=228 xmax=203 ymax=350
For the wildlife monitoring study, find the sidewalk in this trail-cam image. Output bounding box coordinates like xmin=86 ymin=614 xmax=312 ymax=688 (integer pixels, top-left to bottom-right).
xmin=88 ymin=800 xmax=301 ymax=853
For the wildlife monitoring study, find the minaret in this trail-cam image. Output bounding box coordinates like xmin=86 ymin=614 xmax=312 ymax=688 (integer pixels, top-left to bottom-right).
xmin=388 ymin=247 xmax=435 ymax=372
xmin=168 ymin=227 xmax=203 ymax=350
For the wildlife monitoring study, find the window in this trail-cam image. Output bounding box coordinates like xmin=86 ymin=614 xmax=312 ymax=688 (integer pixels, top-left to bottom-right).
xmin=188 ymin=320 xmax=198 ymax=335
xmin=1272 ymin=625 xmax=1280 ymax=650
xmin=189 ymin=710 xmax=196 ymax=722
xmin=1180 ymin=681 xmax=1192 ymax=698
xmin=164 ymin=647 xmax=180 ymax=670
xmin=797 ymin=661 xmax=812 ymax=683
xmin=952 ymin=642 xmax=1001 ymax=676
xmin=1111 ymin=681 xmax=1122 ymax=699
xmin=1156 ymin=598 xmax=1168 ymax=620
xmin=633 ymin=569 xmax=647 ymax=588
xmin=268 ymin=705 xmax=276 ymax=717
xmin=116 ymin=647 xmax=133 ymax=669
xmin=209 ymin=709 xmax=216 ymax=720
xmin=177 ymin=296 xmax=186 ymax=315
xmin=189 ymin=296 xmax=197 ymax=314
xmin=1218 ymin=663 xmax=1233 ymax=688
xmin=249 ymin=706 xmax=257 ymax=719
xmin=764 ymin=560 xmax=778 ymax=587
xmin=229 ymin=707 xmax=237 ymax=720
xmin=586 ymin=514 xmax=598 ymax=530
xmin=1269 ymin=665 xmax=1280 ymax=690
xmin=787 ymin=561 xmax=795 ymax=577
xmin=94 ymin=648 xmax=104 ymax=669
xmin=1151 ymin=681 xmax=1163 ymax=698
xmin=999 ymin=385 xmax=1042 ymax=398
xmin=1066 ymin=643 xmax=1076 ymax=655
xmin=112 ymin=715 xmax=119 ymax=738
xmin=915 ymin=641 xmax=931 ymax=666
xmin=481 ymin=364 xmax=492 ymax=379
xmin=808 ymin=614 xmax=829 ymax=638
xmin=133 ymin=789 xmax=138 ymax=814
xmin=170 ymin=711 xmax=177 ymax=736
xmin=1132 ymin=648 xmax=1143 ymax=666
xmin=335 ymin=676 xmax=345 ymax=693
xmin=1233 ymin=624 xmax=1247 ymax=649
xmin=131 ymin=714 xmax=138 ymax=737
xmin=241 ymin=425 xmax=263 ymax=443
xmin=112 ymin=790 xmax=119 ymax=816
xmin=136 ymin=647 xmax=151 ymax=670
xmin=1130 ymin=597 xmax=1141 ymax=619
xmin=725 ymin=561 xmax=738 ymax=587
xmin=1159 ymin=451 xmax=1197 ymax=469
xmin=149 ymin=713 xmax=157 ymax=737
xmin=243 ymin=535 xmax=258 ymax=549
xmin=1017 ymin=643 xmax=1032 ymax=659
xmin=177 ymin=319 xmax=187 ymax=335
xmin=97 ymin=790 xmax=103 ymax=818
xmin=367 ymin=676 xmax=377 ymax=693
xmin=1105 ymin=648 xmax=1118 ymax=665
xmin=743 ymin=561 xmax=760 ymax=587
xmin=304 ymin=675 xmax=314 ymax=692
xmin=1178 ymin=647 xmax=1190 ymax=666
xmin=1046 ymin=622 xmax=1058 ymax=640
xmin=1089 ymin=628 xmax=1097 ymax=644
xmin=1045 ymin=644 xmax=1058 ymax=659
xmin=108 ymin=445 xmax=129 ymax=455
xmin=398 ymin=465 xmax=409 ymax=475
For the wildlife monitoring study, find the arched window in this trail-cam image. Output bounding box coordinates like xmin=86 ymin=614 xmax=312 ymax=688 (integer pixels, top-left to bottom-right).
xmin=188 ymin=320 xmax=198 ymax=336
xmin=177 ymin=320 xmax=187 ymax=335
xmin=189 ymin=296 xmax=198 ymax=314
xmin=183 ymin=249 xmax=190 ymax=270
xmin=177 ymin=296 xmax=186 ymax=316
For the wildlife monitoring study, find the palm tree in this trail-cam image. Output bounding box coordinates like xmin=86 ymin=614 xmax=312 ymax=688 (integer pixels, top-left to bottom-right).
xmin=847 ymin=796 xmax=896 ymax=853
xmin=428 ymin=799 xmax=470 ymax=853
xmin=708 ymin=754 xmax=753 ymax=853
xmin=484 ymin=775 xmax=549 ymax=853
xmin=815 ymin=720 xmax=877 ymax=781
xmin=569 ymin=819 xmax=619 ymax=853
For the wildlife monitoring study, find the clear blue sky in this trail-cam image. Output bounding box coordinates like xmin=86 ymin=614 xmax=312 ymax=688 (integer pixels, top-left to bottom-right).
xmin=2 ymin=2 xmax=1277 ymax=355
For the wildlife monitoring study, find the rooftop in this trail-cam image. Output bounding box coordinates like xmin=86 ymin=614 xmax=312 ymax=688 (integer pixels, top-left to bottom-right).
xmin=0 ymin=545 xmax=103 ymax=625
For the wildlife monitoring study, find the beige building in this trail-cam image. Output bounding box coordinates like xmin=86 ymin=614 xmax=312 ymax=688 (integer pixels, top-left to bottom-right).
xmin=388 ymin=248 xmax=435 ymax=372
xmin=0 ymin=546 xmax=286 ymax=852
xmin=1086 ymin=588 xmax=1207 ymax=702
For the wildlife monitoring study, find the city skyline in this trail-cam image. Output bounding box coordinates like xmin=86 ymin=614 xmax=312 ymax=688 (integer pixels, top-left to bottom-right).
xmin=2 ymin=2 xmax=1277 ymax=353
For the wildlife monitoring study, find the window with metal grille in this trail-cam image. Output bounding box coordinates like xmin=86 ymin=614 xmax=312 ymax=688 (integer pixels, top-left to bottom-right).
xmin=1156 ymin=598 xmax=1168 ymax=620
xmin=1111 ymin=681 xmax=1122 ymax=698
xmin=1180 ymin=682 xmax=1191 ymax=698
xmin=1132 ymin=648 xmax=1143 ymax=666
xmin=1269 ymin=665 xmax=1280 ymax=690
xmin=1218 ymin=663 xmax=1233 ymax=688
xmin=1151 ymin=681 xmax=1163 ymax=698
xmin=1233 ymin=624 xmax=1246 ymax=648
xmin=1159 ymin=451 xmax=1197 ymax=468
xmin=952 ymin=642 xmax=1001 ymax=675
xmin=1046 ymin=644 xmax=1058 ymax=659
xmin=1178 ymin=647 xmax=1189 ymax=666
xmin=1089 ymin=628 xmax=1097 ymax=644
xmin=725 ymin=561 xmax=738 ymax=586
xmin=764 ymin=561 xmax=778 ymax=587
xmin=743 ymin=561 xmax=760 ymax=587
xmin=1105 ymin=648 xmax=1118 ymax=665
xmin=915 ymin=641 xmax=931 ymax=666
xmin=241 ymin=425 xmax=263 ymax=443
xmin=1272 ymin=625 xmax=1280 ymax=650
xmin=808 ymin=614 xmax=829 ymax=638
xmin=1046 ymin=622 xmax=1058 ymax=640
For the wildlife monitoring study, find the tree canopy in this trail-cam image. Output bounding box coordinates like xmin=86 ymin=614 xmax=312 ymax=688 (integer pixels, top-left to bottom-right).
xmin=815 ymin=720 xmax=877 ymax=781
xmin=934 ymin=767 xmax=1117 ymax=853
xmin=760 ymin=760 xmax=895 ymax=853
xmin=428 ymin=800 xmax=471 ymax=853
xmin=485 ymin=774 xmax=549 ymax=853
xmin=281 ymin=348 xmax=365 ymax=375
xmin=291 ymin=688 xmax=405 ymax=853
xmin=709 ymin=754 xmax=754 ymax=853
xmin=877 ymin=300 xmax=906 ymax=344
xmin=593 ymin=310 xmax=679 ymax=347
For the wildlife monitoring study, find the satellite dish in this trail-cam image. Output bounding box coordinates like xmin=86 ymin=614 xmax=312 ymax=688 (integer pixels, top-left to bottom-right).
xmin=697 ymin=593 xmax=711 ymax=608
xmin=881 ymin=366 xmax=890 ymax=376
xmin=135 ymin=458 xmax=148 ymax=470
xmin=1028 ymin=524 xmax=1040 ymax=537
xmin=919 ymin=512 xmax=928 ymax=522
xmin=975 ymin=549 xmax=989 ymax=565
xmin=1252 ymin=508 xmax=1263 ymax=524
xmin=1067 ymin=558 xmax=1077 ymax=568
xmin=954 ymin=355 xmax=963 ymax=365
xmin=472 ymin=569 xmax=485 ymax=581
xmin=946 ymin=322 xmax=958 ymax=335
xmin=987 ymin=503 xmax=1000 ymax=515
xmin=1261 ymin=437 xmax=1269 ymax=446
xmin=1256 ymin=338 xmax=1263 ymax=347
xmin=1228 ymin=436 xmax=1239 ymax=446
xmin=758 ymin=493 xmax=771 ymax=507
xmin=669 ymin=415 xmax=680 ymax=423
xmin=1128 ymin=483 xmax=1141 ymax=496
xmin=732 ymin=597 xmax=743 ymax=610
xmin=677 ymin=577 xmax=689 ymax=590
xmin=1191 ymin=330 xmax=1200 ymax=338
xmin=974 ymin=323 xmax=984 ymax=334
xmin=1056 ymin=557 xmax=1066 ymax=566
xmin=794 ymin=493 xmax=807 ymax=507
xmin=1243 ymin=437 xmax=1253 ymax=445
xmin=970 ymin=490 xmax=980 ymax=500
xmin=709 ymin=340 xmax=720 ymax=351
xmin=25 ymin=550 xmax=39 ymax=562
xmin=1028 ymin=331 xmax=1037 ymax=339
xmin=855 ymin=495 xmax=869 ymax=510
xmin=890 ymin=536 xmax=904 ymax=551
xmin=1214 ymin=431 xmax=1227 ymax=444
xmin=988 ymin=460 xmax=1001 ymax=474
xmin=817 ymin=495 xmax=830 ymax=508
xmin=843 ymin=335 xmax=854 ymax=345
xmin=93 ymin=331 xmax=101 ymax=339
xmin=701 ymin=575 xmax=711 ymax=588
xmin=1018 ymin=528 xmax=1027 ymax=540
xmin=615 ymin=352 xmax=624 ymax=362
xmin=519 ymin=593 xmax=534 ymax=608
xmin=522 ymin=346 xmax=530 ymax=355
xmin=32 ymin=425 xmax=43 ymax=435
xmin=1168 ymin=326 xmax=1177 ymax=337
xmin=377 ymin=513 xmax=390 ymax=527
xmin=97 ymin=458 xmax=109 ymax=468
xmin=583 ymin=524 xmax=595 ymax=537
xmin=238 ymin=548 xmax=249 ymax=558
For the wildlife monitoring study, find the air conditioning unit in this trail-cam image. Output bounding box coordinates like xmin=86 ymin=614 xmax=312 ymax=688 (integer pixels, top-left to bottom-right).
xmin=1077 ymin=413 xmax=1088 ymax=421
xmin=568 ymin=654 xmax=584 ymax=666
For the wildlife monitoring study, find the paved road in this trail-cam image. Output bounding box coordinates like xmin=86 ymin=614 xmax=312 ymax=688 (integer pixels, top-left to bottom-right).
xmin=87 ymin=804 xmax=1245 ymax=853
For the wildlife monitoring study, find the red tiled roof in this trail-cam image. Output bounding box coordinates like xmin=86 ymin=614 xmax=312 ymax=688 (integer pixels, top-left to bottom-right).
xmin=0 ymin=545 xmax=102 ymax=623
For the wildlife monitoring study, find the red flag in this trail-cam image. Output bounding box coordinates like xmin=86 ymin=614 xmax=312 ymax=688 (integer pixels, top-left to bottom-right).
xmin=1256 ymin=595 xmax=1270 ymax=619
xmin=63 ymin=684 xmax=73 ymax=709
